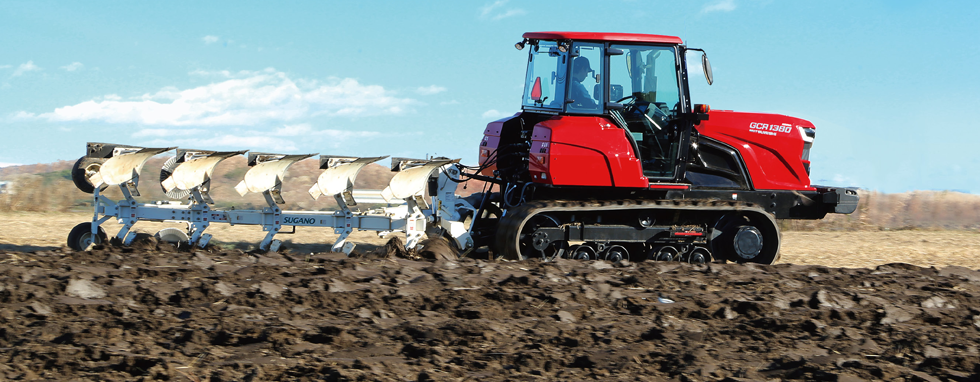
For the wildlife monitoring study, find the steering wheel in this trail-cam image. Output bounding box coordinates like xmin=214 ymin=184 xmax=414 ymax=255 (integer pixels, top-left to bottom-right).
xmin=616 ymin=95 xmax=637 ymax=106
xmin=615 ymin=95 xmax=670 ymax=162
xmin=617 ymin=95 xmax=668 ymax=132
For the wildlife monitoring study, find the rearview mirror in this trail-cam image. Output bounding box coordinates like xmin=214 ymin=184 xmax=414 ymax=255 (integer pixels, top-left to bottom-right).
xmin=702 ymin=53 xmax=713 ymax=85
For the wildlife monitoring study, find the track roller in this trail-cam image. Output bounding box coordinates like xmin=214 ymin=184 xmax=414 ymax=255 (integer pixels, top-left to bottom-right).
xmin=603 ymin=245 xmax=629 ymax=262
xmin=568 ymin=245 xmax=597 ymax=260
xmin=648 ymin=245 xmax=679 ymax=261
xmin=688 ymin=246 xmax=711 ymax=264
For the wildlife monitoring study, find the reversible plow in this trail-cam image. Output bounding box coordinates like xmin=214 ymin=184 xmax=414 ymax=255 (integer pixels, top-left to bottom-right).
xmin=67 ymin=142 xmax=477 ymax=255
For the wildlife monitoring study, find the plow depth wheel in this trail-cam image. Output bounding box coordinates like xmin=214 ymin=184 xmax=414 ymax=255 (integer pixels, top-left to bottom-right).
xmin=71 ymin=157 xmax=96 ymax=194
xmin=155 ymin=228 xmax=190 ymax=245
xmin=67 ymin=222 xmax=107 ymax=251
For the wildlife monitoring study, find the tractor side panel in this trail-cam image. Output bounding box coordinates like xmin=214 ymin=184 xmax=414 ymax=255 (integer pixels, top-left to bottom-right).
xmin=696 ymin=111 xmax=815 ymax=191
xmin=479 ymin=119 xmax=506 ymax=177
xmin=531 ymin=116 xmax=647 ymax=188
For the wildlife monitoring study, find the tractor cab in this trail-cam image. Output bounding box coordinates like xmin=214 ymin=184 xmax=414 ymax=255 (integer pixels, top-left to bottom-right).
xmin=516 ymin=32 xmax=711 ymax=180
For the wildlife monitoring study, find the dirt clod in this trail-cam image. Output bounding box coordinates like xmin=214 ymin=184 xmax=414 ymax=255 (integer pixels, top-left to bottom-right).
xmin=1 ymin=245 xmax=979 ymax=380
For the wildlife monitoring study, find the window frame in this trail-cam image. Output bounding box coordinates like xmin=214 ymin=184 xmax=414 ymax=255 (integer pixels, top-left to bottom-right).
xmin=605 ymin=43 xmax=687 ymax=117
xmin=520 ymin=41 xmax=568 ymax=114
xmin=562 ymin=42 xmax=605 ymax=116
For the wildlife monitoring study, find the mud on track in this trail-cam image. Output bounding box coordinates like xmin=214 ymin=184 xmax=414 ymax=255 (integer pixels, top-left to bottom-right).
xmin=1 ymin=241 xmax=980 ymax=381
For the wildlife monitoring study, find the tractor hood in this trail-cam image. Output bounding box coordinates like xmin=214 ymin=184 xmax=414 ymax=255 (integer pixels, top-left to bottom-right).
xmin=695 ymin=110 xmax=816 ymax=190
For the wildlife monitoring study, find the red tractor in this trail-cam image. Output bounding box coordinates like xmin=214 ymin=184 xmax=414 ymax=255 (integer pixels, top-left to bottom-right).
xmin=472 ymin=32 xmax=858 ymax=263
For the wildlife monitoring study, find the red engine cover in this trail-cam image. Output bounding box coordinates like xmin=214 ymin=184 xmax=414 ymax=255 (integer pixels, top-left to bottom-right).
xmin=696 ymin=111 xmax=815 ymax=191
xmin=529 ymin=116 xmax=647 ymax=188
xmin=480 ymin=115 xmax=647 ymax=187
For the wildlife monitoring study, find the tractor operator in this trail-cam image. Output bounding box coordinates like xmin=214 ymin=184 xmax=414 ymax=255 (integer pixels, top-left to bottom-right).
xmin=569 ymin=56 xmax=597 ymax=109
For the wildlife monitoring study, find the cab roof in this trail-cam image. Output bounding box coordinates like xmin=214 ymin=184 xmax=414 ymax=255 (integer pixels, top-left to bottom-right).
xmin=522 ymin=31 xmax=683 ymax=45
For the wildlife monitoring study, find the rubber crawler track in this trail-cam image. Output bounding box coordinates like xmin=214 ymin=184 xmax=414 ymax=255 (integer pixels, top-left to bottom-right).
xmin=494 ymin=199 xmax=781 ymax=262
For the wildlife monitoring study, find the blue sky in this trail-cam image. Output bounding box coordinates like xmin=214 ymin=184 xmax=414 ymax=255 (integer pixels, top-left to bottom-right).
xmin=2 ymin=0 xmax=978 ymax=193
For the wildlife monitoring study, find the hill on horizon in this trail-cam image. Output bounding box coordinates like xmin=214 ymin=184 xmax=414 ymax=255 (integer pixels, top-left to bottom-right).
xmin=0 ymin=155 xmax=485 ymax=212
xmin=1 ymin=157 xmax=978 ymax=231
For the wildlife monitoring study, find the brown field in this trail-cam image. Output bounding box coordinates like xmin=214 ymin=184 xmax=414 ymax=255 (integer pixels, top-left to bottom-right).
xmin=5 ymin=162 xmax=980 ymax=380
xmin=2 ymin=212 xmax=978 ymax=269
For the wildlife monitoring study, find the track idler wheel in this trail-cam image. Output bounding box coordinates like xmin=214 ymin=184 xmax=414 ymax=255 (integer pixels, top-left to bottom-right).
xmin=712 ymin=213 xmax=781 ymax=264
xmin=503 ymin=213 xmax=565 ymax=260
xmin=733 ymin=226 xmax=764 ymax=259
xmin=67 ymin=222 xmax=107 ymax=251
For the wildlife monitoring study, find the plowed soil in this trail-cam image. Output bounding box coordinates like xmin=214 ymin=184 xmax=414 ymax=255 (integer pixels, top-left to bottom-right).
xmin=2 ymin=234 xmax=980 ymax=381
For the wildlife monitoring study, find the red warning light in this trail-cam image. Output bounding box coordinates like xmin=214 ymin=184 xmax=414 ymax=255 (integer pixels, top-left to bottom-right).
xmin=530 ymin=77 xmax=543 ymax=101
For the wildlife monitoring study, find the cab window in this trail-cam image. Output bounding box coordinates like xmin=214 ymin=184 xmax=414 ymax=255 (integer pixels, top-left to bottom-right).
xmin=609 ymin=45 xmax=681 ymax=118
xmin=609 ymin=45 xmax=682 ymax=179
xmin=522 ymin=42 xmax=566 ymax=110
xmin=565 ymin=43 xmax=603 ymax=114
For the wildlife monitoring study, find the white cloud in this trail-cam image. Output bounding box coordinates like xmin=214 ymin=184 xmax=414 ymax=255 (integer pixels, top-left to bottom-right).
xmin=702 ymin=0 xmax=736 ymax=13
xmin=480 ymin=0 xmax=525 ymax=20
xmin=274 ymin=123 xmax=380 ymax=139
xmin=492 ymin=9 xmax=526 ymax=20
xmin=688 ymin=62 xmax=704 ymax=76
xmin=482 ymin=109 xmax=506 ymax=119
xmin=154 ymin=135 xmax=299 ymax=152
xmin=190 ymin=69 xmax=233 ymax=77
xmin=12 ymin=61 xmax=40 ymax=76
xmin=11 ymin=111 xmax=35 ymax=119
xmin=686 ymin=51 xmax=706 ymax=76
xmin=481 ymin=1 xmax=505 ymax=16
xmin=0 ymin=162 xmax=20 ymax=168
xmin=274 ymin=123 xmax=314 ymax=136
xmin=30 ymin=68 xmax=416 ymax=126
xmin=139 ymin=123 xmax=381 ymax=153
xmin=202 ymin=35 xmax=220 ymax=44
xmin=132 ymin=128 xmax=207 ymax=138
xmin=318 ymin=129 xmax=380 ymax=139
xmin=62 ymin=62 xmax=83 ymax=72
xmin=416 ymin=85 xmax=447 ymax=95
